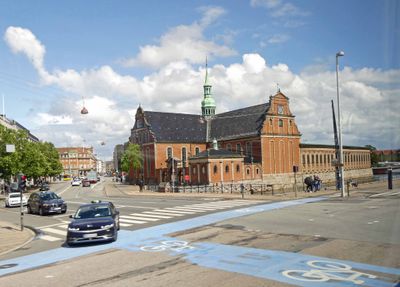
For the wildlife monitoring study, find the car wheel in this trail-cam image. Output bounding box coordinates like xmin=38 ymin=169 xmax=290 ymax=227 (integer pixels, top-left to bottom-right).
xmin=39 ymin=207 xmax=44 ymax=216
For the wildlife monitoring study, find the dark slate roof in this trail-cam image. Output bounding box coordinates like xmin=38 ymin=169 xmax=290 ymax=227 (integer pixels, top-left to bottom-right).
xmin=144 ymin=111 xmax=207 ymax=143
xmin=209 ymin=103 xmax=269 ymax=140
xmin=190 ymin=148 xmax=244 ymax=160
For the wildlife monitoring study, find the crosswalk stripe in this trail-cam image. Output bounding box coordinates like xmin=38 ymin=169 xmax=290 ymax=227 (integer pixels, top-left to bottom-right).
xmin=169 ymin=207 xmax=210 ymax=212
xmin=120 ymin=215 xmax=159 ymax=221
xmin=131 ymin=213 xmax=172 ymax=219
xmin=42 ymin=227 xmax=66 ymax=236
xmin=143 ymin=211 xmax=184 ymax=217
xmin=119 ymin=218 xmax=147 ymax=224
xmin=160 ymin=209 xmax=196 ymax=214
xmin=40 ymin=235 xmax=62 ymax=241
xmin=119 ymin=223 xmax=132 ymax=227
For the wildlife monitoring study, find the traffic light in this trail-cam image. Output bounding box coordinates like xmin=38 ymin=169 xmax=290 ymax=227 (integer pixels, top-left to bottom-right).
xmin=19 ymin=175 xmax=27 ymax=191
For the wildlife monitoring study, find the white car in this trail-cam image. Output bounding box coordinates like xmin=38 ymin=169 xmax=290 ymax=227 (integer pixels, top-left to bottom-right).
xmin=71 ymin=179 xmax=82 ymax=186
xmin=5 ymin=192 xmax=28 ymax=207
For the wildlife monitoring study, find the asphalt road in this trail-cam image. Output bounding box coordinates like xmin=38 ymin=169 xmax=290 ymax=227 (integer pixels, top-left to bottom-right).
xmin=0 ymin=179 xmax=399 ymax=287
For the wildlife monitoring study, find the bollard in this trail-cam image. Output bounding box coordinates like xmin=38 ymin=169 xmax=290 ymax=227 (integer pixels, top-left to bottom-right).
xmin=388 ymin=168 xmax=393 ymax=190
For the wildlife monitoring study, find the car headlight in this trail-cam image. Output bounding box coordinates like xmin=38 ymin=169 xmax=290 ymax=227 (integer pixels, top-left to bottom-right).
xmin=68 ymin=227 xmax=80 ymax=231
xmin=101 ymin=223 xmax=114 ymax=229
xmin=43 ymin=204 xmax=50 ymax=207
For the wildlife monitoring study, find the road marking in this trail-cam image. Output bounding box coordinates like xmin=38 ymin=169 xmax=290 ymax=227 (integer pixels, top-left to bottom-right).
xmin=119 ymin=223 xmax=132 ymax=227
xmin=143 ymin=211 xmax=184 ymax=217
xmin=130 ymin=213 xmax=172 ymax=219
xmin=161 ymin=209 xmax=197 ymax=214
xmin=119 ymin=218 xmax=147 ymax=224
xmin=42 ymin=227 xmax=66 ymax=236
xmin=120 ymin=215 xmax=159 ymax=221
xmin=168 ymin=207 xmax=209 ymax=212
xmin=39 ymin=235 xmax=62 ymax=241
xmin=154 ymin=209 xmax=195 ymax=214
xmin=57 ymin=185 xmax=72 ymax=196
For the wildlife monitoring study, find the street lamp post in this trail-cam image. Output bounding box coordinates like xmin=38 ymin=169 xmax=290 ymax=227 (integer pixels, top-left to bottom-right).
xmin=336 ymin=50 xmax=346 ymax=197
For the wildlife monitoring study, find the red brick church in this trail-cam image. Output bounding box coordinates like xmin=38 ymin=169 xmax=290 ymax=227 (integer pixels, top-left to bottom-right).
xmin=128 ymin=67 xmax=371 ymax=187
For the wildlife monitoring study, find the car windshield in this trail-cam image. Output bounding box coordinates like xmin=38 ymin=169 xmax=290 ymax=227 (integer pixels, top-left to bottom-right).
xmin=40 ymin=193 xmax=59 ymax=200
xmin=74 ymin=205 xmax=111 ymax=219
xmin=10 ymin=194 xmax=20 ymax=198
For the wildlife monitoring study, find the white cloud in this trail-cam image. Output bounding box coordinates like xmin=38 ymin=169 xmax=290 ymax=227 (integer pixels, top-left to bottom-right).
xmin=5 ymin=25 xmax=399 ymax=160
xmin=121 ymin=6 xmax=236 ymax=69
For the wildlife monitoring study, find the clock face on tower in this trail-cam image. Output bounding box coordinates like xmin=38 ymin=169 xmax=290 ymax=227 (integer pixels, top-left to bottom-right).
xmin=277 ymin=105 xmax=284 ymax=114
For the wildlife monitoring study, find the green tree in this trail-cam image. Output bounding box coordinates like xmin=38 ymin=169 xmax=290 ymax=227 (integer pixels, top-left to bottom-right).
xmin=38 ymin=142 xmax=63 ymax=177
xmin=121 ymin=143 xmax=143 ymax=174
xmin=0 ymin=126 xmax=29 ymax=180
xmin=20 ymin=141 xmax=47 ymax=180
xmin=365 ymin=145 xmax=379 ymax=167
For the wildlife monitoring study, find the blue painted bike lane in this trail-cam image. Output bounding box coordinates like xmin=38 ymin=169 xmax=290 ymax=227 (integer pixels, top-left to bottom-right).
xmin=1 ymin=196 xmax=399 ymax=287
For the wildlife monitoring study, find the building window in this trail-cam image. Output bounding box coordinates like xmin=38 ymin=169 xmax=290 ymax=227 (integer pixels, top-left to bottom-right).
xmin=202 ymin=166 xmax=206 ymax=174
xmin=278 ymin=119 xmax=283 ymax=127
xmin=225 ymin=165 xmax=229 ymax=173
xmin=236 ymin=164 xmax=240 ymax=173
xmin=182 ymin=147 xmax=187 ymax=164
xmin=246 ymin=142 xmax=252 ymax=157
xmin=236 ymin=143 xmax=241 ymax=153
xmin=167 ymin=147 xmax=172 ymax=159
xmin=213 ymin=165 xmax=218 ymax=174
xmin=246 ymin=168 xmax=250 ymax=175
xmin=256 ymin=168 xmax=259 ymax=174
xmin=195 ymin=147 xmax=200 ymax=155
xmin=193 ymin=167 xmax=197 ymax=174
xmin=227 ymin=144 xmax=232 ymax=151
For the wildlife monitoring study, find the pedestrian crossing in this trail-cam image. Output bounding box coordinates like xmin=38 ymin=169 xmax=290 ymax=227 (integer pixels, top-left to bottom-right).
xmin=37 ymin=199 xmax=265 ymax=242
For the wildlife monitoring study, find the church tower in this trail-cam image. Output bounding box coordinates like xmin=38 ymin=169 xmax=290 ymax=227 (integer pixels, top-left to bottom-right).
xmin=201 ymin=59 xmax=216 ymax=119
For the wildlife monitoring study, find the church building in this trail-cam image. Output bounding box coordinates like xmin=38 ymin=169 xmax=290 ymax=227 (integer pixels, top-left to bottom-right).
xmin=128 ymin=66 xmax=371 ymax=187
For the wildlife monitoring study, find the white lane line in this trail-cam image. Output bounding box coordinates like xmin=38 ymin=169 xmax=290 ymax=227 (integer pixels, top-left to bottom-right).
xmin=119 ymin=223 xmax=132 ymax=227
xmin=130 ymin=213 xmax=172 ymax=219
xmin=120 ymin=215 xmax=159 ymax=221
xmin=369 ymin=191 xmax=395 ymax=198
xmin=42 ymin=227 xmax=66 ymax=236
xmin=143 ymin=211 xmax=184 ymax=217
xmin=155 ymin=209 xmax=195 ymax=214
xmin=40 ymin=235 xmax=62 ymax=242
xmin=119 ymin=218 xmax=147 ymax=224
xmin=57 ymin=185 xmax=72 ymax=196
xmin=389 ymin=191 xmax=400 ymax=196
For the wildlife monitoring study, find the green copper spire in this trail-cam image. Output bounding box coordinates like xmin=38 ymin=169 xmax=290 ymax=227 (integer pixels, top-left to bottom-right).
xmin=201 ymin=57 xmax=216 ymax=119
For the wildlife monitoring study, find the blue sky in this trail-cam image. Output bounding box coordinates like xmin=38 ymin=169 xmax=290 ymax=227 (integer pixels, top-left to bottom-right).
xmin=0 ymin=0 xmax=399 ymax=160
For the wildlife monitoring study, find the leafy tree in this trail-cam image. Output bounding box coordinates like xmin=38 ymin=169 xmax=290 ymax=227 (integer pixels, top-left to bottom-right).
xmin=38 ymin=142 xmax=63 ymax=177
xmin=20 ymin=141 xmax=47 ymax=179
xmin=121 ymin=143 xmax=143 ymax=173
xmin=0 ymin=126 xmax=29 ymax=180
xmin=365 ymin=145 xmax=379 ymax=166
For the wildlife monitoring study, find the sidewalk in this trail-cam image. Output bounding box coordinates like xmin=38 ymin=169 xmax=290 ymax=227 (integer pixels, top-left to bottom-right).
xmin=0 ymin=222 xmax=35 ymax=256
xmin=0 ymin=179 xmax=398 ymax=257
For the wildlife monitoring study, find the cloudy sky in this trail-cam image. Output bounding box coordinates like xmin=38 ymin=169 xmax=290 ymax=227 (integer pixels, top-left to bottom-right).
xmin=0 ymin=0 xmax=399 ymax=160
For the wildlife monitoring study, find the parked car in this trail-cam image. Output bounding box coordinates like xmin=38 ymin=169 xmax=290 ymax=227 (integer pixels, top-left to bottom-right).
xmin=82 ymin=179 xmax=91 ymax=187
xmin=5 ymin=192 xmax=28 ymax=207
xmin=71 ymin=178 xmax=82 ymax=186
xmin=39 ymin=183 xmax=50 ymax=191
xmin=66 ymin=201 xmax=120 ymax=245
xmin=27 ymin=191 xmax=67 ymax=215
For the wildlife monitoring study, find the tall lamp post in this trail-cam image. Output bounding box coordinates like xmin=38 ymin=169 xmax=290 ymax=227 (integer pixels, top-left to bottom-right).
xmin=336 ymin=50 xmax=346 ymax=197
